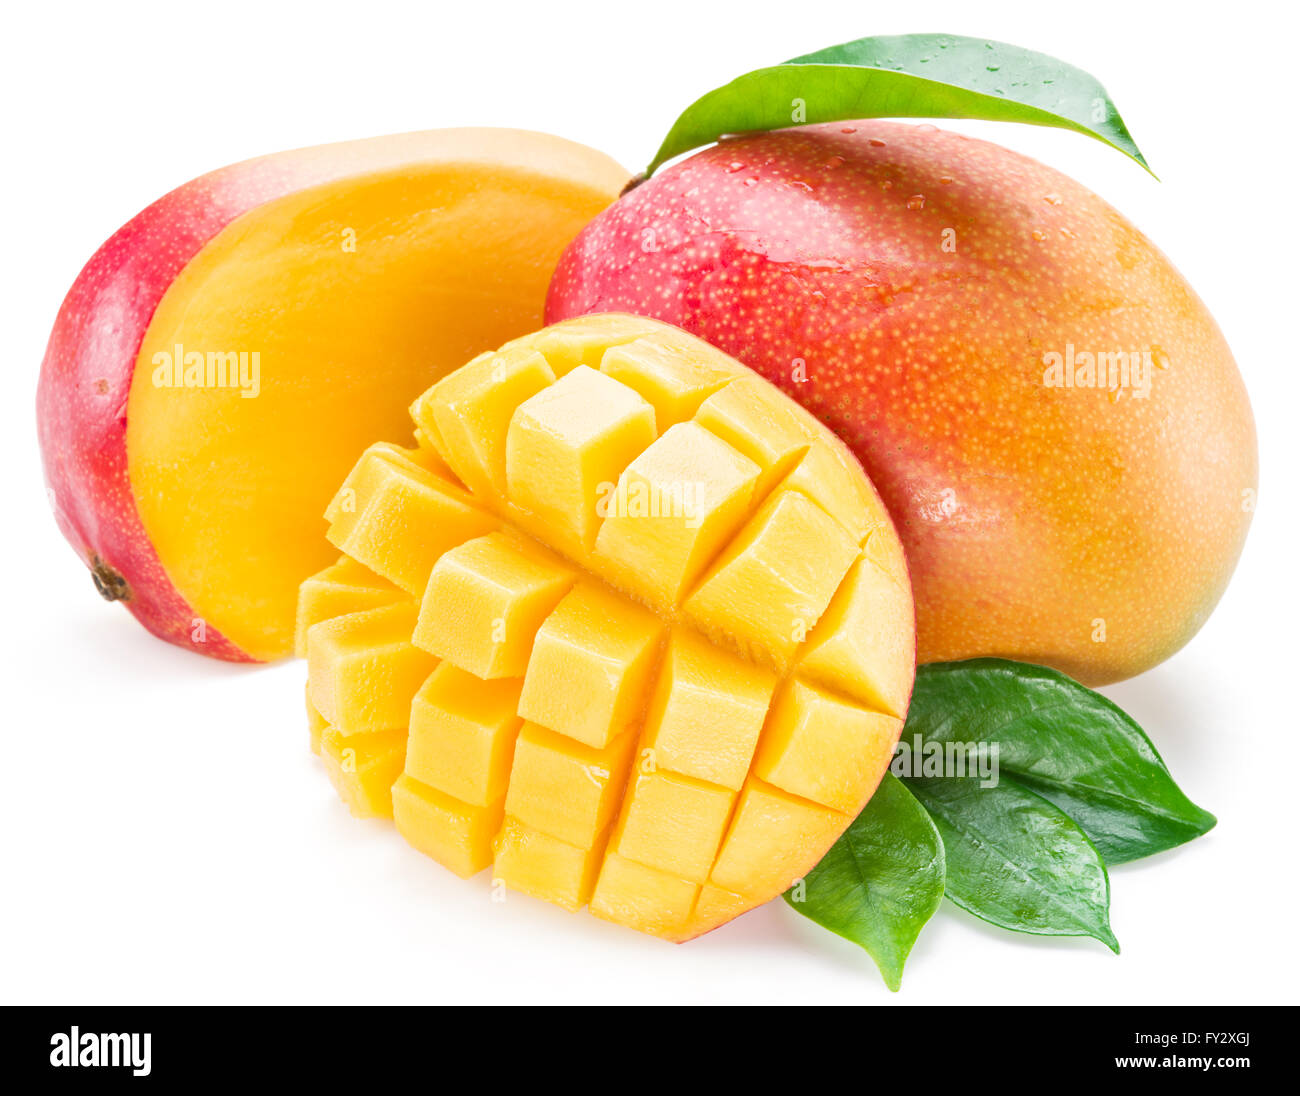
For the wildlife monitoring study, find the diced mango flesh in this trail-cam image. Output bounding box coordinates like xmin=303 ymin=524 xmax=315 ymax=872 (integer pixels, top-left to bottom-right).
xmin=295 ymin=556 xmax=404 ymax=658
xmin=392 ymin=773 xmax=503 ymax=879
xmin=414 ymin=532 xmax=574 ymax=679
xmin=641 ymin=630 xmax=776 ymax=791
xmin=593 ymin=422 xmax=760 ymax=608
xmin=710 ymin=778 xmax=848 ymax=898
xmin=798 ymin=556 xmax=915 ymax=717
xmin=405 ymin=664 xmax=522 ymax=807
xmin=325 ymin=443 xmax=497 ymax=595
xmin=753 ymin=679 xmax=901 ymax=813
xmin=612 ymin=767 xmax=735 ymax=884
xmin=492 ymin=817 xmax=605 ymax=912
xmin=306 ymin=603 xmax=435 ymax=735
xmin=504 ymin=722 xmax=637 ymax=848
xmin=684 ymin=490 xmax=859 ymax=670
xmin=412 ymin=346 xmax=555 ymax=499
xmin=517 ymin=581 xmax=664 ymax=749
xmin=598 ymin=334 xmax=737 ymax=428
xmin=301 ymin=314 xmax=915 ymax=940
xmin=694 ymin=376 xmax=812 ymax=497
xmin=507 ymin=365 xmax=656 ymax=550
xmin=781 ymin=439 xmax=891 ymax=548
xmin=687 ymin=884 xmax=753 ymax=939
xmin=591 ymin=853 xmax=699 ymax=937
xmin=320 ymin=725 xmax=407 ymax=820
xmin=501 ymin=313 xmax=666 ymax=375
xmin=306 ymin=686 xmax=327 ymax=756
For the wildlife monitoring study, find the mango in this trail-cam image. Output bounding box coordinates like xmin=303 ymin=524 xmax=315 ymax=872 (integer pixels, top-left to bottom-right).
xmin=547 ymin=121 xmax=1258 ymax=685
xmin=300 ymin=314 xmax=915 ymax=940
xmin=38 ymin=128 xmax=627 ymax=661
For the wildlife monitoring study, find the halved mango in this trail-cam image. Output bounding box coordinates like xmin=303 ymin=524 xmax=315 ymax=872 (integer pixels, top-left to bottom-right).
xmin=40 ymin=130 xmax=624 ymax=662
xmin=300 ymin=314 xmax=915 ymax=940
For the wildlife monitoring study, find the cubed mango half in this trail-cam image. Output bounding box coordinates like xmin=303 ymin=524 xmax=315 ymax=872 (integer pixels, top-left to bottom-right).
xmin=300 ymin=313 xmax=915 ymax=941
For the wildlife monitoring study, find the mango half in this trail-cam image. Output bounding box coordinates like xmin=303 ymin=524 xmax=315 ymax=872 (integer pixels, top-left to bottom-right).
xmin=300 ymin=315 xmax=916 ymax=941
xmin=38 ymin=128 xmax=626 ymax=661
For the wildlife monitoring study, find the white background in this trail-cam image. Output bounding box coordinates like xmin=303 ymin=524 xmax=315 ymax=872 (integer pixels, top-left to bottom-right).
xmin=3 ymin=0 xmax=1296 ymax=1005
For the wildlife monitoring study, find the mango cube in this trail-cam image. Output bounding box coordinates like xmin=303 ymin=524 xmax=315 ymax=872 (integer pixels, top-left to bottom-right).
xmin=694 ymin=376 xmax=812 ymax=496
xmin=302 ymin=315 xmax=915 ymax=941
xmin=501 ymin=313 xmax=668 ymax=375
xmin=326 ymin=443 xmax=497 ymax=594
xmin=517 ymin=582 xmax=664 ymax=748
xmin=323 ymin=441 xmax=447 ymax=524
xmin=593 ymin=422 xmax=760 ymax=608
xmin=798 ymin=556 xmax=915 ymax=716
xmin=411 ymin=345 xmax=555 ymax=499
xmin=590 ymin=854 xmax=698 ymax=938
xmin=710 ymin=779 xmax=847 ymax=898
xmin=754 ymin=679 xmax=900 ymax=812
xmin=506 ymin=366 xmax=657 ymax=550
xmin=685 ymin=490 xmax=858 ymax=670
xmin=306 ymin=603 xmax=436 ymax=735
xmin=405 ymin=664 xmax=523 ymax=807
xmin=492 ymin=817 xmax=605 ymax=912
xmin=599 ymin=335 xmax=737 ymax=427
xmin=641 ymin=630 xmax=776 ymax=790
xmin=504 ymin=722 xmax=637 ymax=848
xmin=612 ymin=768 xmax=735 ymax=884
xmin=319 ymin=726 xmax=407 ymax=819
xmin=391 ymin=773 xmax=502 ymax=879
xmin=294 ymin=556 xmax=405 ymax=658
xmin=780 ymin=441 xmax=889 ymax=547
xmin=413 ymin=532 xmax=575 ymax=678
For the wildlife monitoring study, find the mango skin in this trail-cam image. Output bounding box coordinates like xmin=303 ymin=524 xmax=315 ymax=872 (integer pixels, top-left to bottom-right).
xmin=547 ymin=121 xmax=1258 ymax=684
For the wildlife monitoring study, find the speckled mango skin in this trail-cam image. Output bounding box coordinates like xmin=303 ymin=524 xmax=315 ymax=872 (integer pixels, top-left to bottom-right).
xmin=547 ymin=121 xmax=1258 ymax=685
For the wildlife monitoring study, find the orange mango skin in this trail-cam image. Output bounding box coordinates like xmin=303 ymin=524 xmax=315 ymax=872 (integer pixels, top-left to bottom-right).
xmin=37 ymin=129 xmax=627 ymax=661
xmin=547 ymin=121 xmax=1258 ymax=685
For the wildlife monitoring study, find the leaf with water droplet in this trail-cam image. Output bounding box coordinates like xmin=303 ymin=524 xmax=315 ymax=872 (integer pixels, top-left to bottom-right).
xmin=642 ymin=33 xmax=1153 ymax=178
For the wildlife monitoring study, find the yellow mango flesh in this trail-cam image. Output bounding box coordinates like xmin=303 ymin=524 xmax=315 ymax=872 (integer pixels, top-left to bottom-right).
xmin=294 ymin=556 xmax=403 ymax=658
xmin=504 ymin=721 xmax=637 ymax=849
xmin=326 ymin=443 xmax=499 ymax=595
xmin=320 ymin=726 xmax=408 ymax=820
xmin=306 ymin=602 xmax=434 ymax=735
xmin=414 ymin=533 xmax=574 ymax=678
xmin=306 ymin=686 xmax=327 ymax=756
xmin=493 ymin=817 xmax=605 ymax=913
xmin=391 ymin=774 xmax=502 ymax=879
xmin=128 ymin=131 xmax=625 ymax=660
xmin=301 ymin=314 xmax=915 ymax=941
xmin=406 ymin=664 xmax=522 ymax=807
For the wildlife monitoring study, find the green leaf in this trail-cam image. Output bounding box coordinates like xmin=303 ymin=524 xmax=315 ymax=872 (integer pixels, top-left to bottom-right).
xmin=783 ymin=773 xmax=944 ymax=991
xmin=643 ymin=33 xmax=1151 ymax=178
xmin=906 ymin=775 xmax=1119 ymax=951
xmin=905 ymin=660 xmax=1216 ymax=864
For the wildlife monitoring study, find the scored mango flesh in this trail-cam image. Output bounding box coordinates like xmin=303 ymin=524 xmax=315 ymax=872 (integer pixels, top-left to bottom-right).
xmin=300 ymin=314 xmax=915 ymax=941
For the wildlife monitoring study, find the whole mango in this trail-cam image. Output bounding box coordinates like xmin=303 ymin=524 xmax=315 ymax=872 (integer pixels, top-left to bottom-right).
xmin=547 ymin=121 xmax=1257 ymax=685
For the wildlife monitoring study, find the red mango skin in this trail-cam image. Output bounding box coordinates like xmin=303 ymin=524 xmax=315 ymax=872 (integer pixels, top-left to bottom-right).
xmin=33 ymin=156 xmax=323 ymax=661
xmin=547 ymin=121 xmax=1257 ymax=685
